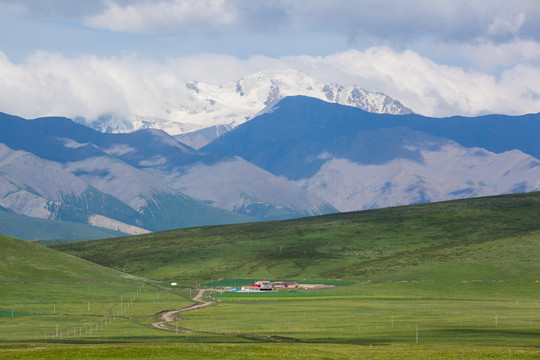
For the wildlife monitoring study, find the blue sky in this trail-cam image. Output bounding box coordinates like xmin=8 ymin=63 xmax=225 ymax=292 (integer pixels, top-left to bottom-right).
xmin=1 ymin=0 xmax=539 ymax=122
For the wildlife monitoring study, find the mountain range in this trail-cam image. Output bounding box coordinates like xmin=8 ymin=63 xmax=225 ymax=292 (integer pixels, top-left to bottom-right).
xmin=76 ymin=70 xmax=412 ymax=148
xmin=205 ymin=96 xmax=540 ymax=211
xmin=0 ymin=109 xmax=336 ymax=236
xmin=1 ymin=93 xmax=539 ymax=239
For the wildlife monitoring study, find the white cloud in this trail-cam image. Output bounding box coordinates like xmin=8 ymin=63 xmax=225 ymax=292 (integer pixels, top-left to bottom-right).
xmin=487 ymin=12 xmax=526 ymax=37
xmin=82 ymin=0 xmax=540 ymax=45
xmin=3 ymin=0 xmax=539 ymax=75
xmin=2 ymin=0 xmax=539 ymax=132
xmin=0 ymin=51 xmax=130 ymax=119
xmin=460 ymin=40 xmax=540 ymax=71
xmin=86 ymin=0 xmax=240 ymax=33
xmin=0 ymin=47 xmax=539 ymax=130
xmin=0 ymin=0 xmax=106 ymax=19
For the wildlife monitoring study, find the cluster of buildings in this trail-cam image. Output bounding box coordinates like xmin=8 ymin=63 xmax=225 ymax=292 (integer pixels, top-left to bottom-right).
xmin=236 ymin=281 xmax=299 ymax=292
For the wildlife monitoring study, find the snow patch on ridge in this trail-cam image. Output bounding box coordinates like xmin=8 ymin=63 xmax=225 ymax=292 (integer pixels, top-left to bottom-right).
xmin=58 ymin=138 xmax=92 ymax=149
xmin=139 ymin=156 xmax=167 ymax=167
xmin=88 ymin=214 xmax=150 ymax=235
xmin=105 ymin=144 xmax=137 ymax=156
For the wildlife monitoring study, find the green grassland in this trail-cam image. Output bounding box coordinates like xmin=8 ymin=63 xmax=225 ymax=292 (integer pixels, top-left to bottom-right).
xmin=0 ymin=234 xmax=128 ymax=282
xmin=53 ymin=192 xmax=540 ymax=294
xmin=0 ymin=235 xmax=194 ymax=345
xmin=197 ymin=291 xmax=540 ymax=346
xmin=1 ymin=193 xmax=540 ymax=358
xmin=1 ymin=343 xmax=538 ymax=360
xmin=0 ymin=281 xmax=193 ymax=341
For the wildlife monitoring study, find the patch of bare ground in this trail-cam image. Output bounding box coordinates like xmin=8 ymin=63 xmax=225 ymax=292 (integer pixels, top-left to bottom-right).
xmin=3 ymin=345 xmax=47 ymax=351
xmin=296 ymin=284 xmax=335 ymax=289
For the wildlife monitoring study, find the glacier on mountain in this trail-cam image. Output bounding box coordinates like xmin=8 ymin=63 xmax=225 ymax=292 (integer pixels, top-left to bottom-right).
xmin=76 ymin=70 xmax=412 ymax=142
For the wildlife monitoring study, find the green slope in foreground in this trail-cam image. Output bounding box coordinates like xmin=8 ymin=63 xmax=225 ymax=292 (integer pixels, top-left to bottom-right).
xmin=0 ymin=234 xmax=129 ymax=282
xmin=54 ymin=192 xmax=540 ymax=293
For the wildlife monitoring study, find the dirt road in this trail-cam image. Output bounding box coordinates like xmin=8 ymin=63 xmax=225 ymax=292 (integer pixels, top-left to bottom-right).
xmin=151 ymin=288 xmax=221 ymax=331
xmin=151 ymin=288 xmax=284 ymax=342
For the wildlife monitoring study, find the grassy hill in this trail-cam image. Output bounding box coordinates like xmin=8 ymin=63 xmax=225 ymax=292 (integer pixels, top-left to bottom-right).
xmin=0 ymin=211 xmax=127 ymax=241
xmin=2 ymin=193 xmax=539 ymax=357
xmin=0 ymin=234 xmax=130 ymax=282
xmin=53 ymin=192 xmax=540 ymax=293
xmin=0 ymin=234 xmax=192 ymax=351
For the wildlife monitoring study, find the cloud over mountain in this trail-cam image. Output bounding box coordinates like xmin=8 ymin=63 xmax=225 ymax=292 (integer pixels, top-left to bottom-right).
xmin=1 ymin=1 xmax=539 ymax=127
xmin=0 ymin=47 xmax=539 ymax=127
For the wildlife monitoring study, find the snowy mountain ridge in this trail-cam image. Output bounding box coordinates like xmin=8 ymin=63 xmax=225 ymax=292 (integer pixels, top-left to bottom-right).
xmin=182 ymin=69 xmax=412 ymax=131
xmin=78 ymin=70 xmax=412 ymax=137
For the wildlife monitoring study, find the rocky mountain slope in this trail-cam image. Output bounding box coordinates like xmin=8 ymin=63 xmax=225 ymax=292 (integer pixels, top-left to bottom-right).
xmin=204 ymin=96 xmax=540 ymax=211
xmin=0 ymin=111 xmax=336 ymax=237
xmin=1 ymin=94 xmax=539 ymax=238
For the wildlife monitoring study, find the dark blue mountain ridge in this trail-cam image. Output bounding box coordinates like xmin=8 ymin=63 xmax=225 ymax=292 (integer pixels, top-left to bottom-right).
xmin=202 ymin=95 xmax=540 ymax=180
xmin=0 ymin=112 xmax=202 ymax=170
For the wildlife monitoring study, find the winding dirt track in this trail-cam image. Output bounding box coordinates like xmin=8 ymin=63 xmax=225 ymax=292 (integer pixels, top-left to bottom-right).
xmin=151 ymin=288 xmax=221 ymax=331
xmin=151 ymin=288 xmax=285 ymax=342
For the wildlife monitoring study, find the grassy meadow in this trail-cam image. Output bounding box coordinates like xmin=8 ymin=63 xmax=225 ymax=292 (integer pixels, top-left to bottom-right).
xmin=52 ymin=192 xmax=540 ymax=284
xmin=0 ymin=234 xmax=192 ymax=345
xmin=1 ymin=193 xmax=539 ymax=358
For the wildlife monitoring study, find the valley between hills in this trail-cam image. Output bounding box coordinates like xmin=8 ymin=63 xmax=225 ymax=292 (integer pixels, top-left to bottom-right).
xmin=1 ymin=192 xmax=539 ymax=359
xmin=3 ymin=1 xmax=540 ymax=359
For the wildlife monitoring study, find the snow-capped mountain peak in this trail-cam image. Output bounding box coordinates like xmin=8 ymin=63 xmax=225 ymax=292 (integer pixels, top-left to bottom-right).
xmin=174 ymin=70 xmax=413 ymax=148
xmin=185 ymin=70 xmax=412 ymax=126
xmin=78 ymin=69 xmax=412 ymax=137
